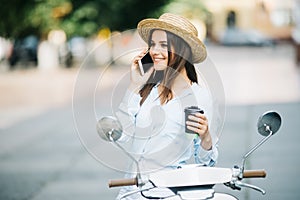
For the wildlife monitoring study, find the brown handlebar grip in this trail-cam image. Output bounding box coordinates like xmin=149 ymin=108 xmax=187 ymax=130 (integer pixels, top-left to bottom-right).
xmin=243 ymin=170 xmax=267 ymax=178
xmin=108 ymin=177 xmax=138 ymax=188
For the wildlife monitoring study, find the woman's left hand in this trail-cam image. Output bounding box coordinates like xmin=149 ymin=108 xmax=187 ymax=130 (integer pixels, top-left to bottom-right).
xmin=186 ymin=113 xmax=212 ymax=150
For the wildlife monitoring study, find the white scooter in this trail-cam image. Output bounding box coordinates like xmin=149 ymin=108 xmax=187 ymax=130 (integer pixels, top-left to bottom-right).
xmin=97 ymin=110 xmax=281 ymax=200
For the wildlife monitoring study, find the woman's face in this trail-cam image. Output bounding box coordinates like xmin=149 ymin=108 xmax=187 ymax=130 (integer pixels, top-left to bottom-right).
xmin=149 ymin=30 xmax=169 ymax=71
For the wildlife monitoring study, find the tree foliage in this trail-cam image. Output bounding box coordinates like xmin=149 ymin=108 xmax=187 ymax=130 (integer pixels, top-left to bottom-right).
xmin=0 ymin=0 xmax=172 ymax=38
xmin=0 ymin=0 xmax=37 ymax=38
xmin=163 ymin=0 xmax=209 ymax=22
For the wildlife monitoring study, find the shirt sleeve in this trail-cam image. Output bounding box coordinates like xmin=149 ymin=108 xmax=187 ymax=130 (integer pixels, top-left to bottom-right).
xmin=115 ymin=89 xmax=142 ymax=142
xmin=193 ymin=136 xmax=218 ymax=166
xmin=118 ymin=89 xmax=141 ymax=119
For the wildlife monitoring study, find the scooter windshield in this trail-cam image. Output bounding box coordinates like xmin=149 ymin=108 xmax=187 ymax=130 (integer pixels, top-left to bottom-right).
xmin=73 ymin=30 xmax=225 ymax=174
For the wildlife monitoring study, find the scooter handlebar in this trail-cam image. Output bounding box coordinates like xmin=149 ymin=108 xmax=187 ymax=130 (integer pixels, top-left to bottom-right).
xmin=108 ymin=177 xmax=138 ymax=188
xmin=243 ymin=169 xmax=266 ymax=178
xmin=108 ymin=169 xmax=266 ymax=188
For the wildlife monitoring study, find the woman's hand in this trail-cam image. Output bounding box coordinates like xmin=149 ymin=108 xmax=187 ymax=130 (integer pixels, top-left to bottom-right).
xmin=186 ymin=113 xmax=212 ymax=150
xmin=129 ymin=50 xmax=154 ymax=93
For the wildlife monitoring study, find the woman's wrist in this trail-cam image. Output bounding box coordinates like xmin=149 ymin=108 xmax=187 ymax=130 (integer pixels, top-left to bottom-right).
xmin=200 ymin=133 xmax=212 ymax=151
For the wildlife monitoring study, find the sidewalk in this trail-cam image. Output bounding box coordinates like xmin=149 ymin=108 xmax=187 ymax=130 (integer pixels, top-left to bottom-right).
xmin=206 ymin=42 xmax=300 ymax=105
xmin=0 ymin=68 xmax=76 ymax=129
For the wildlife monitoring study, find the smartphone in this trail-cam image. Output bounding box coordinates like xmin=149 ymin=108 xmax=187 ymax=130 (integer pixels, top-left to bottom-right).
xmin=138 ymin=52 xmax=153 ymax=76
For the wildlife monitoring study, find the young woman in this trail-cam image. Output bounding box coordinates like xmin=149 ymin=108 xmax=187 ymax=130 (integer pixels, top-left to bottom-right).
xmin=116 ymin=13 xmax=219 ymax=199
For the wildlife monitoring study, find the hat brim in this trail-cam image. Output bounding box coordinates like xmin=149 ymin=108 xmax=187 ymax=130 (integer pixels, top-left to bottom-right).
xmin=137 ymin=18 xmax=207 ymax=63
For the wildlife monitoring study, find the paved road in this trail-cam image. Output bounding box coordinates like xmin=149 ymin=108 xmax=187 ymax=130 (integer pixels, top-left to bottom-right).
xmin=0 ymin=42 xmax=300 ymax=200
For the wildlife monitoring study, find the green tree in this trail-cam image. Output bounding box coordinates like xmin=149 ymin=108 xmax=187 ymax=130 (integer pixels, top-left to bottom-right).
xmin=0 ymin=0 xmax=37 ymax=38
xmin=163 ymin=0 xmax=209 ymax=21
xmin=0 ymin=0 xmax=172 ymax=39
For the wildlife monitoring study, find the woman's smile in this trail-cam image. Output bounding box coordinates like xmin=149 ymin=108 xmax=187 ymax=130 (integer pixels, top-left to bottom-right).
xmin=153 ymin=56 xmax=166 ymax=64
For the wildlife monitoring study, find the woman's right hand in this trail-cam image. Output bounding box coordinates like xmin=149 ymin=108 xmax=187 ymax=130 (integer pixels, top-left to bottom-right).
xmin=129 ymin=50 xmax=154 ymax=93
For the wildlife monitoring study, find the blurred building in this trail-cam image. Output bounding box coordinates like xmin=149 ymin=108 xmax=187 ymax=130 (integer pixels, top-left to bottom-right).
xmin=203 ymin=0 xmax=294 ymax=42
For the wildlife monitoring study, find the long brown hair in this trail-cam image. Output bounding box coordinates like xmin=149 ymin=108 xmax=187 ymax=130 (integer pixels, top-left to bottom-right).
xmin=139 ymin=29 xmax=198 ymax=105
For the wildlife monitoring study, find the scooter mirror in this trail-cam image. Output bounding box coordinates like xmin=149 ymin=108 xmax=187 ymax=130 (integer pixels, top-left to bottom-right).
xmin=257 ymin=111 xmax=281 ymax=136
xmin=96 ymin=116 xmax=123 ymax=142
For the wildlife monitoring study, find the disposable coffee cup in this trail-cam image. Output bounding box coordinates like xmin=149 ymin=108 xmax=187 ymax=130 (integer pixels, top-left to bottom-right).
xmin=184 ymin=106 xmax=204 ymax=134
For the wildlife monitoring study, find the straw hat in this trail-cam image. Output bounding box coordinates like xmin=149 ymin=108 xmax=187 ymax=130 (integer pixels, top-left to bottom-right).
xmin=137 ymin=13 xmax=207 ymax=63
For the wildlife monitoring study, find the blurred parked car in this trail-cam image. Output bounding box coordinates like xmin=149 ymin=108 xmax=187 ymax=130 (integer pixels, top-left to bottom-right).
xmin=219 ymin=28 xmax=275 ymax=46
xmin=68 ymin=36 xmax=87 ymax=62
xmin=58 ymin=43 xmax=73 ymax=68
xmin=8 ymin=35 xmax=39 ymax=67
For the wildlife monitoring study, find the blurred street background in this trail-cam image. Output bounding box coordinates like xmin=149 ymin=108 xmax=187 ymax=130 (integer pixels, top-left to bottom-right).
xmin=1 ymin=0 xmax=300 ymax=200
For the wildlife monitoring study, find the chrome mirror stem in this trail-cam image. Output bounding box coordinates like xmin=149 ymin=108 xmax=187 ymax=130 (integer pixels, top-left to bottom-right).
xmin=109 ymin=135 xmax=143 ymax=186
xmin=240 ymin=124 xmax=273 ymax=178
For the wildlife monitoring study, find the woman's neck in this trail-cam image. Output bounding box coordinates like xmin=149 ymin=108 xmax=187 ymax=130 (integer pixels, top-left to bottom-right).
xmin=158 ymin=67 xmax=191 ymax=98
xmin=172 ymin=68 xmax=192 ymax=95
